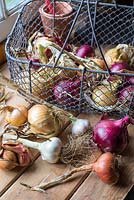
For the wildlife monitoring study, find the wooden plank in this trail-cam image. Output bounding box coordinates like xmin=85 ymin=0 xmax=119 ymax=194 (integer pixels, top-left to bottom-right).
xmin=0 ymin=114 xmax=101 ymax=200
xmin=0 ymin=64 xmax=80 ymax=197
xmin=70 ymin=124 xmax=134 ymax=200
xmin=0 ymin=67 xmax=40 ymax=196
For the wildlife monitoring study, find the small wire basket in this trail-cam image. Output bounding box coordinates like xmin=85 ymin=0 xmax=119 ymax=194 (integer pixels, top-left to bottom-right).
xmin=5 ymin=0 xmax=134 ymax=116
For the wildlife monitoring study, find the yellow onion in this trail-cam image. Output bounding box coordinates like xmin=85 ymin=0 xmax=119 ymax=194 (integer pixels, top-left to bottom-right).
xmin=5 ymin=105 xmax=28 ymax=126
xmin=92 ymin=85 xmax=117 ymax=107
xmin=16 ymin=67 xmax=75 ymax=99
xmin=104 ymin=47 xmax=129 ymax=67
xmin=28 ymin=104 xmax=63 ymax=138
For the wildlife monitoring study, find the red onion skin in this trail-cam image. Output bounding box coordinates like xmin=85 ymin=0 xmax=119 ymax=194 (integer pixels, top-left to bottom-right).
xmin=93 ymin=116 xmax=130 ymax=153
xmin=126 ymin=77 xmax=134 ymax=85
xmin=54 ymin=79 xmax=81 ymax=106
xmin=76 ymin=45 xmax=95 ymax=58
xmin=119 ymin=85 xmax=134 ymax=102
xmin=110 ymin=62 xmax=129 ymax=72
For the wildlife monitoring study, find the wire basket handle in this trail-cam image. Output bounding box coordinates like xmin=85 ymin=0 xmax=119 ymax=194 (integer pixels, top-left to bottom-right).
xmin=87 ymin=0 xmax=111 ymax=75
xmin=52 ymin=0 xmax=85 ymax=68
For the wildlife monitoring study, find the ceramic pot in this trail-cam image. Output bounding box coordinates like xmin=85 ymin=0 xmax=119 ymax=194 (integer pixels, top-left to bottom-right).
xmin=39 ymin=1 xmax=75 ymax=41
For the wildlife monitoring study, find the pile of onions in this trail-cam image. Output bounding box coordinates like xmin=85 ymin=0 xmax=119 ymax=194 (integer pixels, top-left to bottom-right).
xmin=76 ymin=45 xmax=95 ymax=58
xmin=93 ymin=115 xmax=131 ymax=153
xmin=28 ymin=104 xmax=63 ymax=138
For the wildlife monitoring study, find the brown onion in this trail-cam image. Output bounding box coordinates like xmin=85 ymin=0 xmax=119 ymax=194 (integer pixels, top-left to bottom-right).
xmin=28 ymin=104 xmax=62 ymax=138
xmin=104 ymin=47 xmax=129 ymax=66
xmin=92 ymin=85 xmax=117 ymax=107
xmin=5 ymin=105 xmax=28 ymax=126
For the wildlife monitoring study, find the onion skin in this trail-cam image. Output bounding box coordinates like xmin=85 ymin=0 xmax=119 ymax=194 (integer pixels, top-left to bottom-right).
xmin=28 ymin=104 xmax=62 ymax=137
xmin=91 ymin=58 xmax=106 ymax=70
xmin=5 ymin=106 xmax=28 ymax=126
xmin=104 ymin=48 xmax=129 ymax=67
xmin=127 ymin=77 xmax=134 ymax=84
xmin=119 ymin=85 xmax=134 ymax=102
xmin=76 ymin=45 xmax=95 ymax=58
xmin=93 ymin=152 xmax=119 ymax=185
xmin=92 ymin=85 xmax=117 ymax=107
xmin=111 ymin=62 xmax=129 ymax=72
xmin=54 ymin=79 xmax=81 ymax=106
xmin=93 ymin=116 xmax=130 ymax=153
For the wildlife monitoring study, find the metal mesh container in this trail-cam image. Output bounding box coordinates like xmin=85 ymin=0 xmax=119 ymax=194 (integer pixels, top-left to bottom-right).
xmin=5 ymin=0 xmax=134 ymax=116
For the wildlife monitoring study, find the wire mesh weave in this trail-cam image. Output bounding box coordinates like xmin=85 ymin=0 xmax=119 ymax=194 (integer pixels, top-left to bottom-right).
xmin=5 ymin=0 xmax=134 ymax=116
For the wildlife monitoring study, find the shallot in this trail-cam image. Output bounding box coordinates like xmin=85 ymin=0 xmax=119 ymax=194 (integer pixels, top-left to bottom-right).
xmin=21 ymin=152 xmax=119 ymax=191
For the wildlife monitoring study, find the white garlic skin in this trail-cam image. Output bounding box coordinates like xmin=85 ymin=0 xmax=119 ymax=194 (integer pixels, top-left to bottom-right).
xmin=72 ymin=119 xmax=90 ymax=136
xmin=39 ymin=137 xmax=62 ymax=163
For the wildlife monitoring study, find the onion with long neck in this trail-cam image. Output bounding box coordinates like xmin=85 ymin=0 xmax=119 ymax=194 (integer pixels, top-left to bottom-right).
xmin=20 ymin=152 xmax=119 ymax=192
xmin=93 ymin=115 xmax=131 ymax=153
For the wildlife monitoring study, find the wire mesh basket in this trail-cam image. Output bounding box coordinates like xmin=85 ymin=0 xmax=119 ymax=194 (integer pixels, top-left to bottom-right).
xmin=5 ymin=0 xmax=134 ymax=116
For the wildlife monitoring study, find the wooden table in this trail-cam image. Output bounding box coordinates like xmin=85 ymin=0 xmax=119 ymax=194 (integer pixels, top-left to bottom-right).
xmin=0 ymin=63 xmax=134 ymax=200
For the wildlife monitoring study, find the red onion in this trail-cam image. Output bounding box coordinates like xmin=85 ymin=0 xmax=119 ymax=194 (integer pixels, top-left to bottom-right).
xmin=110 ymin=62 xmax=129 ymax=72
xmin=54 ymin=79 xmax=81 ymax=106
xmin=126 ymin=77 xmax=134 ymax=85
xmin=119 ymin=85 xmax=134 ymax=102
xmin=93 ymin=115 xmax=131 ymax=153
xmin=76 ymin=45 xmax=95 ymax=58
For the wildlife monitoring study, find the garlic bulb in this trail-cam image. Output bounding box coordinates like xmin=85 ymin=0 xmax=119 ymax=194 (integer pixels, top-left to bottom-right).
xmin=72 ymin=118 xmax=90 ymax=136
xmin=16 ymin=137 xmax=62 ymax=164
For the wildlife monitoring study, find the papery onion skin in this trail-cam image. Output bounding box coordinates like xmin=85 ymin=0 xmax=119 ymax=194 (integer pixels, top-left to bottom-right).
xmin=28 ymin=104 xmax=62 ymax=137
xmin=76 ymin=45 xmax=95 ymax=58
xmin=93 ymin=152 xmax=119 ymax=185
xmin=93 ymin=116 xmax=130 ymax=153
xmin=92 ymin=85 xmax=117 ymax=107
xmin=91 ymin=58 xmax=106 ymax=70
xmin=5 ymin=106 xmax=28 ymax=126
xmin=119 ymin=85 xmax=134 ymax=102
xmin=104 ymin=48 xmax=129 ymax=67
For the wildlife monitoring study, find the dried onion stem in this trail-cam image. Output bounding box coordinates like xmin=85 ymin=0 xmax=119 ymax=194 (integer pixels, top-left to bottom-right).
xmin=21 ymin=164 xmax=93 ymax=192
